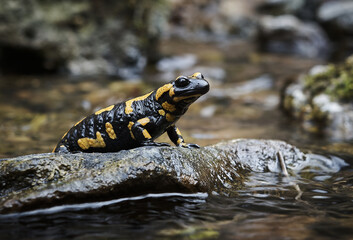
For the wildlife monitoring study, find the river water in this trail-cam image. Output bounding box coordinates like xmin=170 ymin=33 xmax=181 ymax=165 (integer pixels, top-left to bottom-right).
xmin=0 ymin=40 xmax=352 ymax=239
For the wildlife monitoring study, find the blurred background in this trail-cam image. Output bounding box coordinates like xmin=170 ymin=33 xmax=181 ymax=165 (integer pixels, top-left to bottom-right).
xmin=1 ymin=1 xmax=353 ymax=240
xmin=0 ymin=0 xmax=353 ymax=157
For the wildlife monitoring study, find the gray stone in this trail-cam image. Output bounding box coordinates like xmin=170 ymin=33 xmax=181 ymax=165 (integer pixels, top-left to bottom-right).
xmin=257 ymin=15 xmax=330 ymax=59
xmin=257 ymin=0 xmax=305 ymax=15
xmin=316 ymin=0 xmax=353 ymax=58
xmin=166 ymin=0 xmax=258 ymax=41
xmin=0 ymin=0 xmax=165 ymax=77
xmin=0 ymin=139 xmax=308 ymax=213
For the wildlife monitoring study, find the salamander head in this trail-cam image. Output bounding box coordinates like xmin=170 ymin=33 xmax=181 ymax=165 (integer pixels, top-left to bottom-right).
xmin=171 ymin=72 xmax=209 ymax=109
xmin=155 ymin=72 xmax=209 ymax=114
xmin=172 ymin=72 xmax=209 ymax=99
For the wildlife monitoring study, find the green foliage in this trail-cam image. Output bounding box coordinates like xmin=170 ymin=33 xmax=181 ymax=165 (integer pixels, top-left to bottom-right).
xmin=304 ymin=56 xmax=353 ymax=102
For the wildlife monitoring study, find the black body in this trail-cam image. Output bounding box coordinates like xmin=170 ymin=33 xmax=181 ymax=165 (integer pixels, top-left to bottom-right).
xmin=54 ymin=72 xmax=209 ymax=153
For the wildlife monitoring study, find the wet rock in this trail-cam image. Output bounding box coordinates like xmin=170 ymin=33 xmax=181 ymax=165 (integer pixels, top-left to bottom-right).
xmin=209 ymin=74 xmax=274 ymax=100
xmin=200 ymin=105 xmax=217 ymax=118
xmin=0 ymin=0 xmax=166 ymax=78
xmin=156 ymin=54 xmax=197 ymax=72
xmin=317 ymin=0 xmax=353 ymax=58
xmin=166 ymin=0 xmax=258 ymax=41
xmin=257 ymin=0 xmax=305 ymax=16
xmin=281 ymin=55 xmax=353 ymax=140
xmin=317 ymin=1 xmax=353 ymax=35
xmin=0 ymin=139 xmax=309 ymax=213
xmin=257 ymin=15 xmax=330 ymax=59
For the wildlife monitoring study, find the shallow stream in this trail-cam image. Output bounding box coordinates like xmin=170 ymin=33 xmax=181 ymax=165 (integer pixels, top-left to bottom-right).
xmin=1 ymin=40 xmax=352 ymax=239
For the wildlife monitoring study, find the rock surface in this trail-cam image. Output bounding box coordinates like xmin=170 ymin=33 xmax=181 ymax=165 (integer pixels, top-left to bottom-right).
xmin=0 ymin=0 xmax=165 ymax=77
xmin=257 ymin=15 xmax=330 ymax=59
xmin=317 ymin=0 xmax=353 ymax=58
xmin=166 ymin=0 xmax=258 ymax=41
xmin=0 ymin=139 xmax=306 ymax=213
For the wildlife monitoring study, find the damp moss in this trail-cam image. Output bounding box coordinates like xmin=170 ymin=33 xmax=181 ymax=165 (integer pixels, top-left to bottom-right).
xmin=304 ymin=55 xmax=353 ymax=102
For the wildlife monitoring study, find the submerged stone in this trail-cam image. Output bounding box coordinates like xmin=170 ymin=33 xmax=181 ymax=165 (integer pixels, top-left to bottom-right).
xmin=0 ymin=139 xmax=308 ymax=213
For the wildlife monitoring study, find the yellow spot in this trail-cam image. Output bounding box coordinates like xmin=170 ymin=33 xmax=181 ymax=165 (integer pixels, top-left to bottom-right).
xmin=177 ymin=138 xmax=183 ymax=145
xmin=142 ymin=129 xmax=152 ymax=139
xmin=158 ymin=109 xmax=165 ymax=116
xmin=95 ymin=105 xmax=114 ymax=115
xmin=176 ymin=128 xmax=182 ymax=136
xmin=169 ymin=87 xmax=175 ymax=97
xmin=128 ymin=121 xmax=134 ymax=130
xmin=125 ymin=92 xmax=152 ymax=114
xmin=128 ymin=121 xmax=135 ymax=140
xmin=173 ymin=94 xmax=201 ymax=102
xmin=166 ymin=113 xmax=175 ymax=122
xmin=137 ymin=117 xmax=150 ymax=126
xmin=190 ymin=72 xmax=202 ymax=79
xmin=155 ymin=84 xmax=173 ymax=100
xmin=105 ymin=122 xmax=117 ymax=139
xmin=176 ymin=75 xmax=183 ymax=80
xmin=162 ymin=102 xmax=176 ymax=112
xmin=77 ymin=131 xmax=106 ymax=150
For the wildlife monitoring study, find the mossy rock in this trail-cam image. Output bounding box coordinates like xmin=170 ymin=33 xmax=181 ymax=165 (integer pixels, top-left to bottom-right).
xmin=304 ymin=55 xmax=353 ymax=102
xmin=281 ymin=55 xmax=353 ymax=140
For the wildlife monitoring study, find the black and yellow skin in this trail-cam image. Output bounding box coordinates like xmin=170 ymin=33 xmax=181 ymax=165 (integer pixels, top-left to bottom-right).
xmin=53 ymin=72 xmax=209 ymax=153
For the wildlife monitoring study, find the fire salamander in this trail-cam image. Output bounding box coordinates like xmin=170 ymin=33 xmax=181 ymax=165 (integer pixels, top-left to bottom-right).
xmin=53 ymin=72 xmax=209 ymax=153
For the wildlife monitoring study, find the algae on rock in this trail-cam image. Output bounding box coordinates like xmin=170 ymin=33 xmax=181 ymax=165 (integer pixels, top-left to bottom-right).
xmin=304 ymin=56 xmax=353 ymax=101
xmin=282 ymin=55 xmax=353 ymax=140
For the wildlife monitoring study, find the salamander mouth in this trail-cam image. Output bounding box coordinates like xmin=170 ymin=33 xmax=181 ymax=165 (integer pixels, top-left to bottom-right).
xmin=177 ymin=82 xmax=210 ymax=97
xmin=180 ymin=88 xmax=208 ymax=96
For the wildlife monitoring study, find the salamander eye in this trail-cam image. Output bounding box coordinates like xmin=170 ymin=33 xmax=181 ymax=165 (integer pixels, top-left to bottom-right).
xmin=175 ymin=77 xmax=190 ymax=88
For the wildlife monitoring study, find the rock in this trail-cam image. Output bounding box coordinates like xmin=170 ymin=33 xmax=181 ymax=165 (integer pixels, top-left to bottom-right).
xmin=0 ymin=0 xmax=166 ymax=78
xmin=257 ymin=0 xmax=306 ymax=16
xmin=209 ymin=74 xmax=274 ymax=100
xmin=281 ymin=55 xmax=353 ymax=140
xmin=0 ymin=139 xmax=309 ymax=213
xmin=257 ymin=15 xmax=330 ymax=59
xmin=317 ymin=0 xmax=353 ymax=59
xmin=256 ymin=0 xmax=326 ymax=21
xmin=156 ymin=54 xmax=198 ymax=72
xmin=317 ymin=0 xmax=353 ymax=35
xmin=166 ymin=0 xmax=258 ymax=41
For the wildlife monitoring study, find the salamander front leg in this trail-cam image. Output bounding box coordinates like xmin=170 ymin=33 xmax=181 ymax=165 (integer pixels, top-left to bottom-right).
xmin=128 ymin=119 xmax=170 ymax=147
xmin=167 ymin=125 xmax=200 ymax=148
